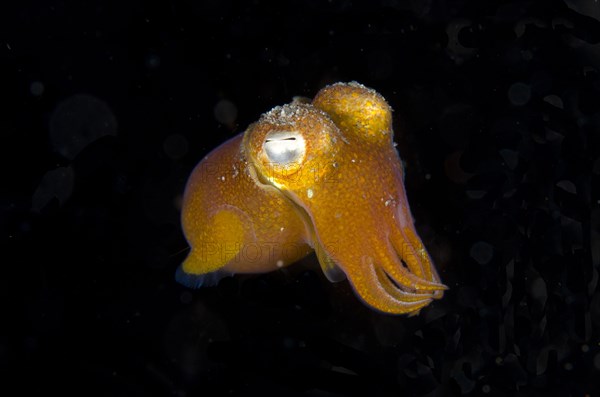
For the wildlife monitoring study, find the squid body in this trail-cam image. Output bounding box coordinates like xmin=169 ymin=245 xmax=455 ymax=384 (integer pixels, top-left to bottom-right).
xmin=178 ymin=82 xmax=446 ymax=315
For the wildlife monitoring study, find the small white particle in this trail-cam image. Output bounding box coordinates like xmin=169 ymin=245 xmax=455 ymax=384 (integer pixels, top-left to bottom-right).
xmin=220 ymin=176 xmax=225 ymax=181
xmin=385 ymin=200 xmax=391 ymax=206
xmin=351 ymin=159 xmax=356 ymax=163
xmin=280 ymin=227 xmax=285 ymax=232
xmin=276 ymin=260 xmax=284 ymax=268
xmin=307 ymin=189 xmax=314 ymax=198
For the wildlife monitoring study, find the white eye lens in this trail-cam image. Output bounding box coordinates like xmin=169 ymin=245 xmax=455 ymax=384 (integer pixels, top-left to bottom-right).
xmin=263 ymin=131 xmax=306 ymax=164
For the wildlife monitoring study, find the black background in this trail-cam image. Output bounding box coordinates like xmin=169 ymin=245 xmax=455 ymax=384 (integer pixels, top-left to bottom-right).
xmin=2 ymin=0 xmax=600 ymax=396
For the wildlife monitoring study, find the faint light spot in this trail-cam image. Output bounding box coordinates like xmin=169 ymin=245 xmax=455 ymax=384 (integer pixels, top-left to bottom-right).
xmin=530 ymin=277 xmax=547 ymax=303
xmin=49 ymin=94 xmax=117 ymax=159
xmin=307 ymin=188 xmax=314 ymax=198
xmin=546 ymin=129 xmax=564 ymax=142
xmin=556 ymin=180 xmax=577 ymax=194
xmin=482 ymin=384 xmax=491 ymax=393
xmin=544 ymin=94 xmax=564 ymax=109
xmin=514 ymin=18 xmax=546 ymax=37
xmin=470 ymin=241 xmax=494 ymax=264
xmin=276 ymin=260 xmax=284 ymax=268
xmin=145 ymin=53 xmax=160 ymax=69
xmin=180 ymin=291 xmax=192 ymax=304
xmin=331 ymin=366 xmax=358 ymax=375
xmin=500 ymin=149 xmax=519 ymax=170
xmin=446 ymin=19 xmax=476 ymax=65
xmin=214 ymin=99 xmax=238 ymax=128
xmin=163 ymin=134 xmax=188 ymax=160
xmin=32 ymin=166 xmax=75 ymax=212
xmin=24 ymin=337 xmax=37 ymax=351
xmin=173 ymin=195 xmax=183 ymax=211
xmin=30 ymin=81 xmax=44 ymax=96
xmin=582 ymin=344 xmax=590 ymax=353
xmin=425 ymin=173 xmax=431 ymax=180
xmin=564 ymin=362 xmax=573 ymax=371
xmin=466 ymin=190 xmax=486 ymax=199
xmin=444 ymin=151 xmax=473 ymax=184
xmin=508 ymin=82 xmax=531 ymax=106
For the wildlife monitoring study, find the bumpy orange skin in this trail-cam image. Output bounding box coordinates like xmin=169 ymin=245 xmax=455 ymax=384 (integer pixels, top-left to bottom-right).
xmin=180 ymin=82 xmax=446 ymax=315
xmin=180 ymin=134 xmax=312 ymax=275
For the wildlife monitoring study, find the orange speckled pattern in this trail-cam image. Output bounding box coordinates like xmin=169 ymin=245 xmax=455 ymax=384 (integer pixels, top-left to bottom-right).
xmin=181 ymin=134 xmax=312 ymax=275
xmin=180 ymin=82 xmax=446 ymax=315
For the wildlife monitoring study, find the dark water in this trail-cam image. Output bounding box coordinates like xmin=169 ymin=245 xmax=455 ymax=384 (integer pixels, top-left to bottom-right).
xmin=3 ymin=0 xmax=600 ymax=395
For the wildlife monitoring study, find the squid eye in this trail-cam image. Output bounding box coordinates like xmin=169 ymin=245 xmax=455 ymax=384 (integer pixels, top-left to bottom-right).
xmin=263 ymin=131 xmax=306 ymax=165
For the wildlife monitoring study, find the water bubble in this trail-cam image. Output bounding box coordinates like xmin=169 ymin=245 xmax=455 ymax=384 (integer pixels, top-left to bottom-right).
xmin=30 ymin=81 xmax=44 ymax=96
xmin=145 ymin=53 xmax=160 ymax=69
xmin=49 ymin=94 xmax=117 ymax=159
xmin=180 ymin=291 xmax=193 ymax=304
xmin=582 ymin=344 xmax=589 ymax=353
xmin=470 ymin=241 xmax=494 ymax=264
xmin=214 ymin=99 xmax=237 ymax=128
xmin=508 ymin=82 xmax=531 ymax=106
xmin=564 ymin=362 xmax=573 ymax=371
xmin=530 ymin=277 xmax=547 ymax=302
